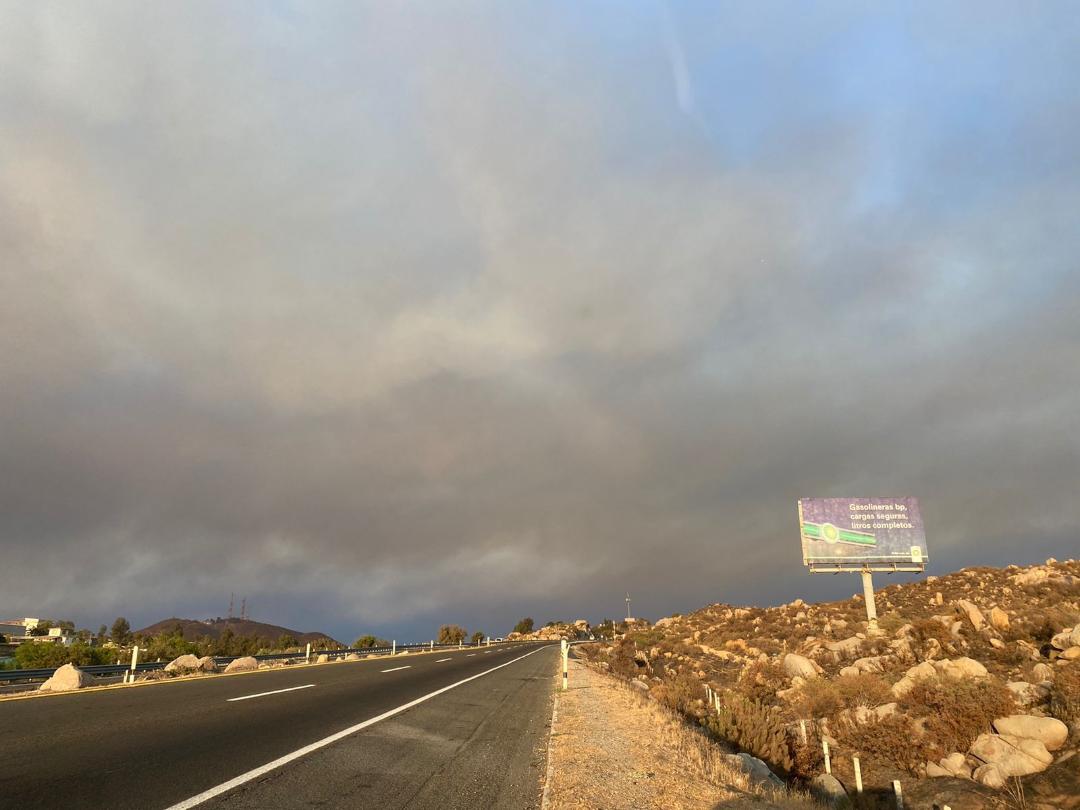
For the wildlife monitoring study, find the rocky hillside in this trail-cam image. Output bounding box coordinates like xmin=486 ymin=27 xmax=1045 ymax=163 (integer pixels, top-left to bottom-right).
xmin=579 ymin=558 xmax=1080 ymax=808
xmin=135 ymin=617 xmax=338 ymax=646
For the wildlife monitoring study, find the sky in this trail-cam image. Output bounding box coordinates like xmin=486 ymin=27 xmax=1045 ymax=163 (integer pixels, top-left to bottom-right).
xmin=1 ymin=2 xmax=1078 ymax=644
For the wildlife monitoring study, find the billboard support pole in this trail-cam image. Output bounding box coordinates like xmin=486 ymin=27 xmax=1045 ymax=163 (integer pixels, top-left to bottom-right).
xmin=861 ymin=569 xmax=880 ymax=635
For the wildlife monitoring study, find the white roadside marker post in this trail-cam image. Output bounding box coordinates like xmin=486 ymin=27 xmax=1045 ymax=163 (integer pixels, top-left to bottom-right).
xmin=714 ymin=694 xmax=720 ymax=712
xmin=561 ymin=639 xmax=568 ymax=690
xmin=126 ymin=645 xmax=139 ymax=683
xmin=392 ymin=640 xmax=396 ymax=656
xmin=430 ymin=639 xmax=433 ymax=652
xmin=853 ymin=756 xmax=863 ymax=794
xmin=893 ymin=780 xmax=904 ymax=809
xmin=822 ymin=739 xmax=831 ymax=775
xmin=305 ymin=643 xmax=311 ymax=664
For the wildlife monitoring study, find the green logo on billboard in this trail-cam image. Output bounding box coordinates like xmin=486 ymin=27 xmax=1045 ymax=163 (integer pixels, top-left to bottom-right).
xmin=801 ymin=521 xmax=876 ymax=547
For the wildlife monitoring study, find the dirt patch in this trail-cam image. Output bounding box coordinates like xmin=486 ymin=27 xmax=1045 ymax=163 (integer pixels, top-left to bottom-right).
xmin=542 ymin=656 xmax=817 ymax=809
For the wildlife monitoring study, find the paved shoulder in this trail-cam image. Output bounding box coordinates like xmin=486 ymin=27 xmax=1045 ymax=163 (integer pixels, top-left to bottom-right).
xmin=196 ymin=644 xmax=558 ymax=809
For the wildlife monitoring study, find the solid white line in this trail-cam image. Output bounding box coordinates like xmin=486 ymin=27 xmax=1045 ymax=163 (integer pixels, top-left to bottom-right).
xmin=435 ymin=657 xmax=452 ymax=662
xmin=226 ymin=684 xmax=315 ymax=702
xmin=380 ymin=665 xmax=411 ymax=673
xmin=164 ymin=645 xmax=551 ymax=810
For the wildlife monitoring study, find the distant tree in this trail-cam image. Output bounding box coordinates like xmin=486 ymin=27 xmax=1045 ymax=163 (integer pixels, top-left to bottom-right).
xmin=276 ymin=634 xmax=299 ymax=650
xmin=470 ymin=631 xmax=485 ymax=645
xmin=438 ymin=625 xmax=467 ymax=645
xmin=28 ymin=626 xmax=47 ymax=636
xmin=0 ymin=633 xmax=7 ymax=644
xmin=354 ymin=635 xmax=378 ymax=648
xmin=513 ymin=617 xmax=534 ymax=634
xmin=111 ymin=617 xmax=132 ymax=645
xmin=97 ymin=624 xmax=109 ymax=642
xmin=15 ymin=640 xmax=110 ymax=669
xmin=57 ymin=619 xmax=75 ymax=632
xmin=76 ymin=628 xmax=92 ymax=642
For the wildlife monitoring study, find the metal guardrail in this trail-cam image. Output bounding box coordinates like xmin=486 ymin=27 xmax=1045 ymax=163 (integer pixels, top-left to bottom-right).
xmin=0 ymin=640 xmax=520 ymax=684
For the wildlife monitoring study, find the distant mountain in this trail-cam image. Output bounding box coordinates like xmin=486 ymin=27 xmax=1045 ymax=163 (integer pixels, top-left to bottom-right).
xmin=134 ymin=617 xmax=339 ymax=646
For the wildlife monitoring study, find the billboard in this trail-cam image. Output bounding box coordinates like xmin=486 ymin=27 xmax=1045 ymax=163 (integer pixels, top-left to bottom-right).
xmin=798 ymin=497 xmax=927 ymax=569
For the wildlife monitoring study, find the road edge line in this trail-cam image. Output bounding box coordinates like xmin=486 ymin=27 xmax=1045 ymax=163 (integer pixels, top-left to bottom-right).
xmin=540 ymin=654 xmax=561 ymax=810
xmin=164 ymin=645 xmax=554 ymax=810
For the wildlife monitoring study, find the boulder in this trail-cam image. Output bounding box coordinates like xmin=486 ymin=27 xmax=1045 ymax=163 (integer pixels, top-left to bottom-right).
xmin=316 ymin=653 xmax=329 ymax=664
xmin=1007 ymin=681 xmax=1050 ymax=707
xmin=891 ymin=661 xmax=938 ymax=698
xmin=345 ymin=653 xmax=361 ymax=661
xmin=727 ymin=753 xmax=782 ymax=787
xmin=1061 ymin=646 xmax=1080 ymax=661
xmin=224 ymin=656 xmax=259 ymax=674
xmin=164 ymin=654 xmax=202 ymax=673
xmin=1072 ymin=625 xmax=1080 ymax=647
xmin=989 ymin=606 xmax=1010 ymax=631
xmin=197 ymin=656 xmax=218 ymax=672
xmin=934 ymin=657 xmax=988 ymax=680
xmin=973 ymin=763 xmax=1006 ymax=788
xmin=1033 ymin=663 xmax=1054 ymax=682
xmin=782 ymin=653 xmax=819 ymax=680
xmin=969 ymin=733 xmax=1053 ymax=777
xmin=939 ymin=751 xmax=970 ymax=778
xmin=39 ymin=663 xmax=94 ymax=692
xmin=629 ymin=679 xmax=650 ymax=693
xmin=992 ymin=715 xmax=1069 ymax=751
xmin=957 ymin=599 xmax=986 ymax=631
xmin=809 ymin=773 xmax=847 ymax=805
xmin=653 ymin=616 xmax=676 ymax=629
xmin=1051 ymin=630 xmax=1073 ymax=651
xmin=926 ymin=761 xmax=951 ymax=777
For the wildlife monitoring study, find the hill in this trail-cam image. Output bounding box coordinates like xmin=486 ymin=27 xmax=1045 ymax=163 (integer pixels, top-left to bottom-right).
xmin=580 ymin=558 xmax=1080 ymax=808
xmin=134 ymin=617 xmax=339 ymax=646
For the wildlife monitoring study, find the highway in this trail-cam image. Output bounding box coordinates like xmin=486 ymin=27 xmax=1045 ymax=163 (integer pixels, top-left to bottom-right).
xmin=0 ymin=643 xmax=557 ymax=809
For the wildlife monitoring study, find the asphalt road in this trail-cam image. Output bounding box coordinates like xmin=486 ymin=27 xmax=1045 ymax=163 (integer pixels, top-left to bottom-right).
xmin=0 ymin=643 xmax=557 ymax=809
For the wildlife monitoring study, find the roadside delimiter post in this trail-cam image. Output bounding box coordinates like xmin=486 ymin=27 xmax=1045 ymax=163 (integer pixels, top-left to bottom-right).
xmin=561 ymin=639 xmax=568 ymax=690
xmin=126 ymin=645 xmax=139 ymax=683
xmin=305 ymin=643 xmax=311 ymax=663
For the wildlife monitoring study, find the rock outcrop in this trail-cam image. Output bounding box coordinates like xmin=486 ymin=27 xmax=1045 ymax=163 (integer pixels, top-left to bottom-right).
xmin=224 ymin=656 xmax=259 ymax=673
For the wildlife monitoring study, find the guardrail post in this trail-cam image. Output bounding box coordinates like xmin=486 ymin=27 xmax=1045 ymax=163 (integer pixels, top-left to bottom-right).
xmin=430 ymin=639 xmax=433 ymax=652
xmin=305 ymin=643 xmax=311 ymax=664
xmin=392 ymin=640 xmax=396 ymax=656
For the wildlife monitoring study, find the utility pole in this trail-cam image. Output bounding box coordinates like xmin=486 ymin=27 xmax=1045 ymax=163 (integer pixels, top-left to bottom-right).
xmin=240 ymin=598 xmax=246 ymax=621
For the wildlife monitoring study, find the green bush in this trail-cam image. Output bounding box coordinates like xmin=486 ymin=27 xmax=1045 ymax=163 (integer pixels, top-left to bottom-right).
xmin=513 ymin=617 xmax=534 ymax=634
xmin=14 ymin=641 xmax=111 ymax=669
xmin=437 ymin=624 xmax=467 ymax=645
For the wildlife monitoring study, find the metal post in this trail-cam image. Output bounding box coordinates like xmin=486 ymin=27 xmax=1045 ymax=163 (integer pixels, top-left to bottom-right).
xmin=861 ymin=569 xmax=879 ymax=634
xmin=561 ymin=639 xmax=568 ymax=690
xmin=853 ymin=757 xmax=863 ymax=793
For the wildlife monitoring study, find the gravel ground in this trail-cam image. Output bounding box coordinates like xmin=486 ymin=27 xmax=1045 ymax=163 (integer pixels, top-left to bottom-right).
xmin=542 ymin=656 xmax=817 ymax=809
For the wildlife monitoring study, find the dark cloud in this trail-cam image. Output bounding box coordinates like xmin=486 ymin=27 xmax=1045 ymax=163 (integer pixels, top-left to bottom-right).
xmin=1 ymin=3 xmax=1078 ymax=640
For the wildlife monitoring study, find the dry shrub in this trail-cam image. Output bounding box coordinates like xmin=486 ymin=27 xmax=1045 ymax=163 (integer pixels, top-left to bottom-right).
xmin=709 ymin=692 xmax=795 ymax=775
xmin=1049 ymin=665 xmax=1080 ymax=723
xmin=834 ymin=673 xmax=893 ymax=710
xmin=911 ymin=617 xmax=953 ymax=647
xmin=652 ymin=671 xmax=707 ymax=716
xmin=794 ymin=678 xmax=841 ymax=719
xmin=737 ymin=659 xmax=789 ymax=705
xmin=836 ymin=713 xmax=928 ymax=773
xmin=903 ymin=677 xmax=1016 ymax=757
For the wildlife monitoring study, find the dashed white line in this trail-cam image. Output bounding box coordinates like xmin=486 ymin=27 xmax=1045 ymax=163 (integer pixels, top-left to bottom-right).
xmin=164 ymin=646 xmax=552 ymax=810
xmin=435 ymin=658 xmax=452 ymax=663
xmin=466 ymin=653 xmax=476 ymax=657
xmin=381 ymin=665 xmax=411 ymax=673
xmin=226 ymin=684 xmax=315 ymax=702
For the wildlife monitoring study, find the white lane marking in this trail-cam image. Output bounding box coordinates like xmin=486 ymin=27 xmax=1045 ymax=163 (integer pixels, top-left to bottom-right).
xmin=165 ymin=646 xmax=551 ymax=810
xmin=466 ymin=653 xmax=476 ymax=657
xmin=484 ymin=650 xmax=491 ymax=653
xmin=435 ymin=658 xmax=452 ymax=663
xmin=380 ymin=665 xmax=411 ymax=673
xmin=226 ymin=684 xmax=315 ymax=702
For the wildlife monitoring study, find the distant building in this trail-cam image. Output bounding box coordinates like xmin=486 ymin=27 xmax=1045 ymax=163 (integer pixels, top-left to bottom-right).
xmin=0 ymin=618 xmax=77 ymax=646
